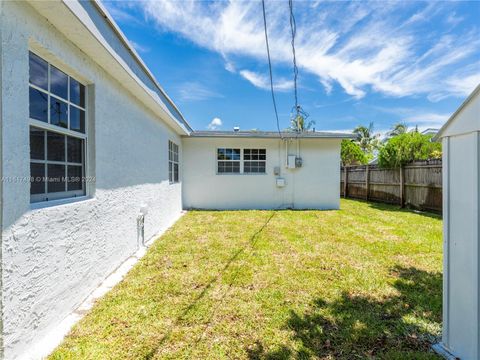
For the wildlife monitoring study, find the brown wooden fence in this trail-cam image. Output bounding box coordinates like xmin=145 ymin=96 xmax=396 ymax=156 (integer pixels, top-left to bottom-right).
xmin=341 ymin=159 xmax=442 ymax=213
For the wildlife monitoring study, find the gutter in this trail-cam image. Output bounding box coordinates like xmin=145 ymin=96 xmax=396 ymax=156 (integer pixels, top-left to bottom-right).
xmin=0 ymin=1 xmax=4 ymax=356
xmin=90 ymin=0 xmax=192 ymax=133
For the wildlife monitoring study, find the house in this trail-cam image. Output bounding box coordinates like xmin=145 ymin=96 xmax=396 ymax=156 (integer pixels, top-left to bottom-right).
xmin=433 ymin=84 xmax=480 ymax=360
xmin=183 ymin=131 xmax=351 ymax=210
xmin=0 ymin=1 xmax=351 ymax=359
xmin=421 ymin=128 xmax=439 ymax=136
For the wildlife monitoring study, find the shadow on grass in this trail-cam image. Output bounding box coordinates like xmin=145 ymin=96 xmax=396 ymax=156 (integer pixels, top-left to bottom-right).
xmin=345 ymin=198 xmax=442 ymax=220
xmin=144 ymin=211 xmax=276 ymax=359
xmin=247 ymin=266 xmax=442 ymax=359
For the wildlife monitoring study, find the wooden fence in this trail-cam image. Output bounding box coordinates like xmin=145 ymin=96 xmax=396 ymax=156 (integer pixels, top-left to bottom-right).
xmin=341 ymin=159 xmax=442 ymax=213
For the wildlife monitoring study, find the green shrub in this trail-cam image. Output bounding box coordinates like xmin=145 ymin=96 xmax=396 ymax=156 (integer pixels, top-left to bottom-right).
xmin=341 ymin=140 xmax=368 ymax=166
xmin=378 ymin=132 xmax=441 ymax=168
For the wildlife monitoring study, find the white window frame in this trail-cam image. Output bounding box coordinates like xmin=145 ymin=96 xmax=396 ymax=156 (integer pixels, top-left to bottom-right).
xmin=216 ymin=148 xmax=267 ymax=175
xmin=29 ymin=51 xmax=88 ymax=203
xmin=243 ymin=149 xmax=266 ymax=174
xmin=217 ymin=148 xmax=241 ymax=174
xmin=169 ymin=140 xmax=179 ymax=183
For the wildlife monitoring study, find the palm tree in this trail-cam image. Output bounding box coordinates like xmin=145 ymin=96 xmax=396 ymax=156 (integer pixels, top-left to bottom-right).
xmin=388 ymin=122 xmax=408 ymax=138
xmin=353 ymin=122 xmax=379 ymax=153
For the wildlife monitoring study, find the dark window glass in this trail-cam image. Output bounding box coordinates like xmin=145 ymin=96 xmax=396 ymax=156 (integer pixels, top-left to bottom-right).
xmin=218 ymin=161 xmax=240 ymax=173
xmin=217 ymin=148 xmax=240 ymax=160
xmin=29 ymin=88 xmax=48 ymax=122
xmin=29 ymin=52 xmax=48 ymax=90
xmin=30 ymin=163 xmax=45 ymax=195
xmin=169 ymin=162 xmax=173 ymax=182
xmin=50 ymin=66 xmax=68 ymax=99
xmin=47 ymin=132 xmax=65 ymax=161
xmin=30 ymin=128 xmax=45 ymax=160
xmin=47 ymin=164 xmax=66 ymax=193
xmin=174 ymin=163 xmax=179 ymax=182
xmin=70 ymin=79 xmax=85 ymax=107
xmin=69 ymin=106 xmax=85 ymax=133
xmin=50 ymin=98 xmax=68 ymax=128
xmin=67 ymin=136 xmax=83 ymax=163
xmin=244 ymin=149 xmax=266 ymax=174
xmin=67 ymin=165 xmax=83 ymax=191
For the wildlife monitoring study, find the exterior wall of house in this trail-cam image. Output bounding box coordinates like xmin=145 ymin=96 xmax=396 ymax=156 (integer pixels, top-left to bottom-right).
xmin=438 ymin=89 xmax=480 ymax=360
xmin=0 ymin=2 xmax=183 ymax=359
xmin=182 ymin=137 xmax=341 ymax=210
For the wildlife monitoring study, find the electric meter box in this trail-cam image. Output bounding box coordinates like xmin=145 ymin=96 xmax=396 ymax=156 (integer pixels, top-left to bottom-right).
xmin=276 ymin=178 xmax=286 ymax=187
xmin=287 ymin=155 xmax=296 ymax=169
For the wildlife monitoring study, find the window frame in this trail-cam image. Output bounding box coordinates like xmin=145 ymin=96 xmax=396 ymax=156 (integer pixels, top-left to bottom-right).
xmin=169 ymin=140 xmax=179 ymax=184
xmin=243 ymin=149 xmax=266 ymax=174
xmin=216 ymin=148 xmax=267 ymax=175
xmin=217 ymin=148 xmax=241 ymax=174
xmin=29 ymin=51 xmax=88 ymax=204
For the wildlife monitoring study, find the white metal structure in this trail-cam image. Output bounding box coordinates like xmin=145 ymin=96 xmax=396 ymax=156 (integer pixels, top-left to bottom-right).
xmin=433 ymin=84 xmax=480 ymax=360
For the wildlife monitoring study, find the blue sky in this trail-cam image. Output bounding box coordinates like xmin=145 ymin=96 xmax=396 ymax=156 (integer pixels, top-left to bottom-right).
xmin=103 ymin=0 xmax=480 ymax=134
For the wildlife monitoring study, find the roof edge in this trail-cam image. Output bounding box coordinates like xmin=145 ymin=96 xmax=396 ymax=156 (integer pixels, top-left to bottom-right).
xmin=433 ymin=83 xmax=480 ymax=141
xmin=183 ymin=131 xmax=355 ymax=139
xmin=90 ymin=0 xmax=192 ymax=133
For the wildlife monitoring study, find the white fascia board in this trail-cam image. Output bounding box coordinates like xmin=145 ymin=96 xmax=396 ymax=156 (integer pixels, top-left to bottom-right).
xmin=27 ymin=0 xmax=191 ymax=136
xmin=434 ymin=83 xmax=480 ymax=141
xmin=90 ymin=0 xmax=189 ymax=132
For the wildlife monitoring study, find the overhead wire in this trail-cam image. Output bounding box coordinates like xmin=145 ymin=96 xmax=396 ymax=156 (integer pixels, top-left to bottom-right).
xmin=289 ymin=0 xmax=299 ymax=114
xmin=261 ymin=0 xmax=283 ymax=139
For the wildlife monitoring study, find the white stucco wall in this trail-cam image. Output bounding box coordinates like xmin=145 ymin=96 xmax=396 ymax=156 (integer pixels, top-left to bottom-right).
xmin=438 ymin=88 xmax=480 ymax=360
xmin=182 ymin=137 xmax=341 ymax=210
xmin=0 ymin=2 xmax=183 ymax=358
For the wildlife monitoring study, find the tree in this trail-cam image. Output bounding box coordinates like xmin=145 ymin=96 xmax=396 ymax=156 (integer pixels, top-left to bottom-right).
xmin=388 ymin=122 xmax=408 ymax=138
xmin=378 ymin=132 xmax=441 ymax=168
xmin=353 ymin=122 xmax=380 ymax=153
xmin=341 ymin=140 xmax=368 ymax=166
xmin=289 ymin=107 xmax=315 ymax=132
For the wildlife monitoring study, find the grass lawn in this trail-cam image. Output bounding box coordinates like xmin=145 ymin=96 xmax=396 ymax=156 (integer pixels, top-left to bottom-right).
xmin=50 ymin=199 xmax=442 ymax=359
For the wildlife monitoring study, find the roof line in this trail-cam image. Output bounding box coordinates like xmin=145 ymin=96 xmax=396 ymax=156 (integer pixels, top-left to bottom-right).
xmin=183 ymin=131 xmax=354 ymax=139
xmin=434 ymin=83 xmax=480 ymax=141
xmin=90 ymin=0 xmax=193 ymax=132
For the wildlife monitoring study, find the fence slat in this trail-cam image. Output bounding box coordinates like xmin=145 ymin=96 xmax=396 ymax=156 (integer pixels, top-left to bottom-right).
xmin=341 ymin=160 xmax=442 ymax=213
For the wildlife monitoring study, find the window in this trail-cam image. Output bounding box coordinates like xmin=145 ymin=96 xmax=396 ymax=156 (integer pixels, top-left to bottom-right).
xmin=244 ymin=149 xmax=266 ymax=173
xmin=169 ymin=141 xmax=179 ymax=183
xmin=29 ymin=52 xmax=87 ymax=203
xmin=217 ymin=148 xmax=240 ymax=174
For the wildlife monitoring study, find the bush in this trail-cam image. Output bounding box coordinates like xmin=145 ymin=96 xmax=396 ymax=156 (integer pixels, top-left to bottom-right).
xmin=378 ymin=132 xmax=441 ymax=168
xmin=341 ymin=140 xmax=368 ymax=166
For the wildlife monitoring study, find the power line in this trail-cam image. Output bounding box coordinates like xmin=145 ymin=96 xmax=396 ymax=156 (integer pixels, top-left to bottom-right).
xmin=289 ymin=0 xmax=299 ymax=113
xmin=261 ymin=0 xmax=283 ymax=139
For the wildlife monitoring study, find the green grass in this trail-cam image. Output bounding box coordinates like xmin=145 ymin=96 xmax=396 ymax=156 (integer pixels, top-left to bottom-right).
xmin=50 ymin=199 xmax=442 ymax=359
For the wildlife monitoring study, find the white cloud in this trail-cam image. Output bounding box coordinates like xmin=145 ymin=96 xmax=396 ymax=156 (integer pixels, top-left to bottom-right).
xmin=177 ymin=82 xmax=224 ymax=101
xmin=130 ymin=0 xmax=479 ymax=101
xmin=239 ymin=70 xmax=293 ymax=91
xmin=374 ymin=106 xmax=450 ymax=129
xmin=207 ymin=117 xmax=223 ymax=130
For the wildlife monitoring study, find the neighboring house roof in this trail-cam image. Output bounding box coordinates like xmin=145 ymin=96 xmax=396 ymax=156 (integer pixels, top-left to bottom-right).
xmin=434 ymin=83 xmax=480 ymax=141
xmin=185 ymin=131 xmax=355 ymax=139
xmin=421 ymin=128 xmax=439 ymax=135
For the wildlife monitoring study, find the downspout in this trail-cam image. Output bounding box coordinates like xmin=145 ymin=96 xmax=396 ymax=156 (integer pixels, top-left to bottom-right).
xmin=0 ymin=1 xmax=4 ymax=356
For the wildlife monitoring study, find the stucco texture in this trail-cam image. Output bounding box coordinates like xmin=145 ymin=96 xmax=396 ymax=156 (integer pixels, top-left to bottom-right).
xmin=1 ymin=2 xmax=183 ymax=358
xmin=182 ymin=137 xmax=341 ymax=210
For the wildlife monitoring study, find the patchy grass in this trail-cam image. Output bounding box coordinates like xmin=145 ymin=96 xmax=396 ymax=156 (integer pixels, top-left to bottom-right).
xmin=50 ymin=199 xmax=442 ymax=359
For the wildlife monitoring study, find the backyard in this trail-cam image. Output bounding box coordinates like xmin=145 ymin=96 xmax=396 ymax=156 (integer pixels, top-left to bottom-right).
xmin=50 ymin=199 xmax=442 ymax=359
